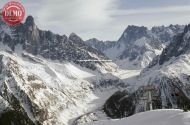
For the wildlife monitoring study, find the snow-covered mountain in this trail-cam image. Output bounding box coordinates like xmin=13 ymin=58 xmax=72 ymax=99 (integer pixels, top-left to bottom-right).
xmin=0 ymin=16 xmax=131 ymax=125
xmin=100 ymin=24 xmax=190 ymax=123
xmin=0 ymin=49 xmax=128 ymax=125
xmin=86 ymin=25 xmax=184 ymax=69
xmin=84 ymin=109 xmax=190 ymax=125
xmin=0 ymin=16 xmax=114 ymax=71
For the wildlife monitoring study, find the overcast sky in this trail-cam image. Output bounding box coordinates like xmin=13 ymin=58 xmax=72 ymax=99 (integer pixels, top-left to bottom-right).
xmin=1 ymin=0 xmax=190 ymax=40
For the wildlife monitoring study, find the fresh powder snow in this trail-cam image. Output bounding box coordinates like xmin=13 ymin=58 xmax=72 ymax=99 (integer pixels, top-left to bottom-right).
xmin=85 ymin=109 xmax=190 ymax=125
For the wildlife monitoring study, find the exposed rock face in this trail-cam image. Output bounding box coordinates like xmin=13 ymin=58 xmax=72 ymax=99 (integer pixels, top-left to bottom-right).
xmin=0 ymin=110 xmax=35 ymax=125
xmin=0 ymin=55 xmax=38 ymax=125
xmin=145 ymin=24 xmax=190 ymax=68
xmin=85 ymin=38 xmax=116 ymax=52
xmin=103 ymin=91 xmax=136 ymax=118
xmin=151 ymin=24 xmax=184 ymax=43
xmin=118 ymin=25 xmax=148 ymax=44
xmin=159 ymin=24 xmax=190 ymax=65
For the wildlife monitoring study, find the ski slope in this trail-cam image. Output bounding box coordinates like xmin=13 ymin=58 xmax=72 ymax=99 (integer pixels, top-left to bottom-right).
xmin=85 ymin=109 xmax=190 ymax=125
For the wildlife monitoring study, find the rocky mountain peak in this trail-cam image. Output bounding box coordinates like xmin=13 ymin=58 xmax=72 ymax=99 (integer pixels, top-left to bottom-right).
xmin=0 ymin=15 xmax=110 ymax=70
xmin=118 ymin=25 xmax=148 ymax=43
xmin=69 ymin=33 xmax=83 ymax=42
xmin=151 ymin=25 xmax=185 ymax=43
xmin=125 ymin=25 xmax=147 ymax=33
xmin=88 ymin=38 xmax=100 ymax=42
xmin=24 ymin=16 xmax=35 ymax=29
xmin=145 ymin=24 xmax=190 ymax=66
xmin=184 ymin=24 xmax=190 ymax=34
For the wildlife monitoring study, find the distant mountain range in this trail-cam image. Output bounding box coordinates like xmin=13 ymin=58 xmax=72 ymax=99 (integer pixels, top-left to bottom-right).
xmin=86 ymin=25 xmax=184 ymax=69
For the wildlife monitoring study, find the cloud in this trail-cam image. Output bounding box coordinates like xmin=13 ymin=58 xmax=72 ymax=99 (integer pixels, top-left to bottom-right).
xmin=34 ymin=0 xmax=117 ymax=39
xmin=111 ymin=5 xmax=190 ymax=16
xmin=0 ymin=0 xmax=190 ymax=40
xmin=117 ymin=0 xmax=190 ymax=9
